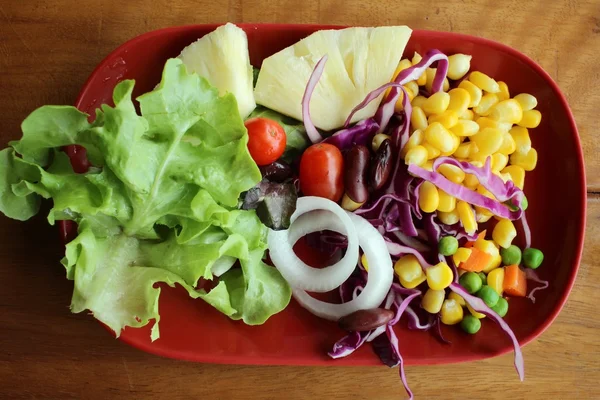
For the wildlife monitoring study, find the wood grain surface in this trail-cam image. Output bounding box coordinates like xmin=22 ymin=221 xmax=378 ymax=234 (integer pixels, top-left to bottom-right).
xmin=0 ymin=1 xmax=598 ymax=399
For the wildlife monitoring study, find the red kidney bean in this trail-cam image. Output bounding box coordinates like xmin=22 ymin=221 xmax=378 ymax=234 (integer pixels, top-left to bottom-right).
xmin=344 ymin=145 xmax=370 ymax=203
xmin=338 ymin=308 xmax=395 ymax=332
xmin=369 ymin=139 xmax=393 ymax=191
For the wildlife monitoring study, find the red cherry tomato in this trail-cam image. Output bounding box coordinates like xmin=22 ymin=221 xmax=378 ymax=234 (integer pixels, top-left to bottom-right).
xmin=299 ymin=143 xmax=344 ymax=201
xmin=245 ymin=118 xmax=287 ymax=166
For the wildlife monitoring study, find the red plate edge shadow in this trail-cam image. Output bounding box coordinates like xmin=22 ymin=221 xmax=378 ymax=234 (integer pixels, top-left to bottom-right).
xmin=58 ymin=24 xmax=586 ymax=367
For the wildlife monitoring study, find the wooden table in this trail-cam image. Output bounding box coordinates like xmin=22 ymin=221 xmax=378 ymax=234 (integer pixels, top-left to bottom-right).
xmin=1 ymin=1 xmax=599 ymax=399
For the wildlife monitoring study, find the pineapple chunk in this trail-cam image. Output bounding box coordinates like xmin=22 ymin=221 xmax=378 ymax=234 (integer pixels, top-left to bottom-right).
xmin=179 ymin=23 xmax=256 ymax=118
xmin=254 ymin=26 xmax=412 ymax=131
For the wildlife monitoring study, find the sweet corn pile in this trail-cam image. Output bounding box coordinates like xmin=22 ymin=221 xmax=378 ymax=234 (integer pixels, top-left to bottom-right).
xmin=389 ymin=52 xmax=544 ymax=334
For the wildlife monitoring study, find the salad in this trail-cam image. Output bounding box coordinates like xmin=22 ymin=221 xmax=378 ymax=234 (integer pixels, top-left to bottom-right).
xmin=0 ymin=23 xmax=549 ymax=398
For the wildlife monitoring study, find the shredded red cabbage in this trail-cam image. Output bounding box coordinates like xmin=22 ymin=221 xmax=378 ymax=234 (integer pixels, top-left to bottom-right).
xmin=405 ymin=305 xmax=434 ymax=330
xmin=328 ymin=331 xmax=369 ymax=359
xmin=521 ymin=211 xmax=532 ymax=249
xmin=391 ymin=231 xmax=431 ymax=252
xmin=302 ymin=55 xmax=328 ymax=143
xmin=408 ymin=163 xmax=523 ymax=220
xmin=449 ymin=283 xmax=525 ymax=381
xmin=386 ymin=241 xmax=433 ymax=268
xmin=525 ymin=268 xmax=549 ymax=303
xmin=323 ymin=118 xmax=380 ymax=150
xmin=432 ymin=317 xmax=452 ymax=345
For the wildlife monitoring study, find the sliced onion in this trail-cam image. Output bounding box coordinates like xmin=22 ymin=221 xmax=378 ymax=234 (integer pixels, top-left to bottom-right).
xmin=211 ymin=255 xmax=236 ymax=277
xmin=268 ymin=196 xmax=359 ymax=293
xmin=292 ymin=212 xmax=394 ymax=321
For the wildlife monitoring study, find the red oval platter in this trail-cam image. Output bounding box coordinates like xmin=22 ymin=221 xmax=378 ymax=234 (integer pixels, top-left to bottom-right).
xmin=59 ymin=24 xmax=586 ymax=366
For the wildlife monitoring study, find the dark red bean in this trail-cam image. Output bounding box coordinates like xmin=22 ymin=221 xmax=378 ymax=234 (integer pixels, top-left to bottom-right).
xmin=369 ymin=139 xmax=393 ymax=191
xmin=338 ymin=308 xmax=395 ymax=332
xmin=343 ymin=145 xmax=370 ymax=203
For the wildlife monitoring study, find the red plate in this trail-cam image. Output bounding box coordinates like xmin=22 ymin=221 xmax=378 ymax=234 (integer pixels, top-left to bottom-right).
xmin=60 ymin=24 xmax=585 ymax=366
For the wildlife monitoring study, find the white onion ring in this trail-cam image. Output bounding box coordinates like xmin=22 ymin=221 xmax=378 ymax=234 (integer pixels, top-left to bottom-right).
xmin=291 ymin=212 xmax=394 ymax=321
xmin=267 ymin=196 xmax=359 ymax=293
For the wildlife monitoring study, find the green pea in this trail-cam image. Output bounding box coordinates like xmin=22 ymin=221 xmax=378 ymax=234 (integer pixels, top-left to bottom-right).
xmin=459 ymin=272 xmax=483 ymax=294
xmin=460 ymin=315 xmax=481 ymax=334
xmin=478 ymin=272 xmax=487 ymax=285
xmin=521 ymin=196 xmax=528 ymax=211
xmin=523 ymin=248 xmax=544 ymax=269
xmin=438 ymin=236 xmax=459 ymax=256
xmin=500 ymin=245 xmax=522 ymax=266
xmin=476 ymin=285 xmax=500 ymax=307
xmin=491 ymin=297 xmax=509 ymax=317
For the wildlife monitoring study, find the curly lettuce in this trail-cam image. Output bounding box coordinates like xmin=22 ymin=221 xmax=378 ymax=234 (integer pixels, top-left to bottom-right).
xmin=0 ymin=58 xmax=291 ymax=340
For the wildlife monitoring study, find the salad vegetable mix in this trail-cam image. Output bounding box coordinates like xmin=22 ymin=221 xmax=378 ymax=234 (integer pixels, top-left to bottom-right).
xmin=0 ymin=23 xmax=550 ymax=397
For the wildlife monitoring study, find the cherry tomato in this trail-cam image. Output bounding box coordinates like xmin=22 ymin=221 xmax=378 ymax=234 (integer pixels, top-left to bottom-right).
xmin=299 ymin=143 xmax=344 ymax=201
xmin=245 ymin=118 xmax=287 ymax=166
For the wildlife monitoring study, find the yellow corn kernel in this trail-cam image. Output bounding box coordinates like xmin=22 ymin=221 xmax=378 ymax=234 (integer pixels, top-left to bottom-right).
xmin=474 ymin=237 xmax=500 ymax=257
xmin=400 ymin=129 xmax=424 ymax=157
xmin=453 ymin=142 xmax=474 ymax=159
xmin=412 ymin=52 xmax=427 ymax=86
xmin=438 ymin=163 xmax=466 ymax=184
xmin=458 ymin=80 xmax=482 ymax=108
xmin=438 ymin=209 xmax=460 ymax=225
xmin=457 ymin=200 xmax=477 ymax=234
xmin=425 ymin=68 xmax=436 ymax=92
xmin=451 ymin=119 xmax=480 ymax=137
xmin=426 ymin=262 xmax=454 ymax=290
xmin=467 ymin=303 xmax=486 ymax=319
xmin=463 ymin=173 xmax=479 ymax=189
xmin=411 ymin=106 xmax=429 ymax=131
xmin=488 ymin=267 xmax=505 ymax=295
xmin=428 ymin=110 xmax=459 ymax=129
xmin=341 ymin=193 xmax=364 ymax=211
xmin=422 ymin=288 xmax=445 ymax=314
xmin=493 ymin=219 xmax=517 ymax=249
xmin=501 ymin=165 xmax=525 ymax=189
xmin=418 ymin=181 xmax=439 ymax=213
xmin=437 ymin=190 xmax=456 ymax=212
xmin=411 ymin=95 xmax=427 ymax=108
xmin=405 ymin=145 xmax=428 ymax=166
xmin=469 ymin=71 xmax=500 ymax=93
xmin=489 ymin=99 xmax=523 ymax=124
xmin=470 ymin=127 xmax=503 ymax=155
xmin=476 ymin=116 xmax=502 ymax=131
xmin=440 ymin=133 xmax=461 ymax=157
xmin=510 ymin=148 xmax=538 ymax=171
xmin=395 ymin=255 xmax=427 ymax=288
xmin=422 ymin=142 xmax=441 ymax=159
xmin=473 ymin=93 xmax=499 ymax=116
xmin=470 ymin=160 xmax=484 ymax=168
xmin=514 ymin=93 xmax=538 ymax=111
xmin=497 ymin=131 xmax=517 ymax=156
xmin=422 ymin=161 xmax=434 ymax=171
xmin=448 ymin=291 xmax=466 ymax=307
xmin=476 ymin=207 xmax=493 ymax=223
xmin=476 ymin=184 xmax=495 ymax=199
xmin=424 ymin=122 xmax=454 ymax=152
xmin=405 ymin=81 xmax=419 ymax=98
xmin=361 ymin=253 xmax=369 ymax=272
xmin=484 ymin=254 xmax=503 ymax=273
xmin=394 ymin=87 xmax=416 ymax=113
xmin=509 ymin=126 xmax=532 ymax=154
xmin=443 ymin=78 xmax=450 ymax=92
xmin=460 ymin=109 xmax=475 ymax=120
xmin=447 ymin=88 xmax=471 ymax=115
xmin=518 ymin=109 xmax=542 ymax=128
xmin=423 ymin=92 xmax=451 ymax=115
xmin=372 ymin=133 xmax=391 ymax=152
xmin=453 ymin=247 xmax=472 ymax=266
xmin=491 ymin=153 xmax=509 ymax=172
xmin=497 ymin=81 xmax=510 ymax=101
xmin=394 ymin=59 xmax=413 ymax=78
xmin=447 ymin=54 xmax=472 ymax=80
xmin=468 ymin=151 xmax=488 ymax=166
xmin=440 ymin=299 xmax=464 ymax=325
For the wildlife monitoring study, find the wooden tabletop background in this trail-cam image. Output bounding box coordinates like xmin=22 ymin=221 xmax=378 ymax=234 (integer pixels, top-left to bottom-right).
xmin=1 ymin=0 xmax=599 ymax=399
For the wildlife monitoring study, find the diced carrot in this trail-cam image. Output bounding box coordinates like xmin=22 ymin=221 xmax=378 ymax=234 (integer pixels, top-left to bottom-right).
xmin=459 ymin=247 xmax=492 ymax=272
xmin=503 ymin=264 xmax=527 ymax=297
xmin=465 ymin=229 xmax=487 ymax=248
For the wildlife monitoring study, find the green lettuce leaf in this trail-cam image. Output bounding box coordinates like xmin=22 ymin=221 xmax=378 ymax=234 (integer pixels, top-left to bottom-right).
xmin=0 ymin=58 xmax=291 ymax=340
